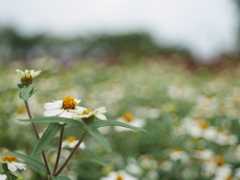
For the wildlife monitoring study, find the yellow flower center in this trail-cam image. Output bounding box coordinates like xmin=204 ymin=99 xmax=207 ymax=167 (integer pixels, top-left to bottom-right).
xmin=215 ymin=156 xmax=224 ymax=166
xmin=116 ymin=173 xmax=123 ymax=180
xmin=17 ymin=107 xmax=25 ymax=114
xmin=172 ymin=147 xmax=182 ymax=152
xmin=82 ymin=109 xmax=93 ymax=115
xmin=198 ymin=120 xmax=209 ymax=129
xmin=62 ymin=96 xmax=77 ymax=110
xmin=123 ymin=112 xmax=134 ymax=122
xmin=3 ymin=155 xmax=17 ymax=162
xmin=67 ymin=136 xmax=77 ymax=142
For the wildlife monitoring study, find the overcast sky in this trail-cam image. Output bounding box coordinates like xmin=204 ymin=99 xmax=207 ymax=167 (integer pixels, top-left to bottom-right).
xmin=0 ymin=0 xmax=239 ymax=60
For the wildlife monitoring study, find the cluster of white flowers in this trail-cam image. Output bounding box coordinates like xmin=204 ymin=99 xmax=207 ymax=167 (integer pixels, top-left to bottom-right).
xmin=175 ymin=117 xmax=238 ymax=146
xmin=100 ymin=170 xmax=138 ymax=180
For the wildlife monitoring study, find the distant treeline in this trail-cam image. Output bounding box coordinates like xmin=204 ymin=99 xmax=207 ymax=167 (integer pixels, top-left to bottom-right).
xmin=0 ymin=26 xmax=191 ymax=62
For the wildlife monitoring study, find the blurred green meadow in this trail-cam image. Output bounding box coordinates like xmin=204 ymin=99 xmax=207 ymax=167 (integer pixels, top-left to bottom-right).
xmin=1 ymin=57 xmax=240 ymax=180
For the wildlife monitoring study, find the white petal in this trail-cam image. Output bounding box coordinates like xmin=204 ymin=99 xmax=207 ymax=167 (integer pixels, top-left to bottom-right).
xmin=44 ymin=109 xmax=64 ymax=116
xmin=0 ymin=174 xmax=7 ymax=180
xmin=80 ymin=142 xmax=86 ymax=149
xmin=69 ymin=141 xmax=78 ymax=148
xmin=12 ymin=162 xmax=26 ymax=170
xmin=44 ymin=102 xmax=62 ymax=110
xmin=60 ymin=111 xmax=74 ymax=118
xmin=7 ymin=163 xmax=17 ymax=172
xmin=70 ymin=107 xmax=86 ymax=115
xmin=74 ymin=99 xmax=81 ymax=104
xmin=62 ymin=141 xmax=67 ymax=148
xmin=25 ymin=70 xmax=31 ymax=78
xmin=53 ymin=100 xmax=64 ymax=103
xmin=96 ymin=113 xmax=107 ymax=120
xmin=75 ymin=106 xmax=87 ymax=112
xmin=96 ymin=107 xmax=107 ymax=113
xmin=31 ymin=70 xmax=41 ymax=78
xmin=16 ymin=69 xmax=25 ymax=78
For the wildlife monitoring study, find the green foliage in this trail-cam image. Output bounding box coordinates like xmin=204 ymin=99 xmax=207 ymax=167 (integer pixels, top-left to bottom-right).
xmin=32 ymin=123 xmax=65 ymax=157
xmin=19 ymin=86 xmax=37 ymax=101
xmin=2 ymin=60 xmax=240 ymax=179
xmin=4 ymin=171 xmax=18 ymax=180
xmin=51 ymin=175 xmax=71 ymax=180
xmin=18 ymin=117 xmax=85 ymax=130
xmin=87 ymin=128 xmax=111 ymax=152
xmin=90 ymin=120 xmax=147 ymax=133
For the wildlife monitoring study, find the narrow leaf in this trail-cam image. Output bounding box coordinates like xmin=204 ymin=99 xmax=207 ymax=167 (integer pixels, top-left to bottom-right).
xmin=87 ymin=128 xmax=111 ymax=152
xmin=51 ymin=175 xmax=71 ymax=180
xmin=90 ymin=120 xmax=147 ymax=132
xmin=18 ymin=117 xmax=85 ymax=130
xmin=75 ymin=157 xmax=108 ymax=166
xmin=32 ymin=123 xmax=65 ymax=157
xmin=0 ymin=152 xmax=47 ymax=173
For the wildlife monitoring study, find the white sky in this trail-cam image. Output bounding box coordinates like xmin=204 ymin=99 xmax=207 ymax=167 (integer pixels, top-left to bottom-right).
xmin=0 ymin=0 xmax=239 ymax=60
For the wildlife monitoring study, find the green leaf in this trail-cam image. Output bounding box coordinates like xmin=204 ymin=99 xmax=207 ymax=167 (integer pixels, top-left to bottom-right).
xmin=32 ymin=123 xmax=65 ymax=157
xmin=75 ymin=157 xmax=108 ymax=166
xmin=90 ymin=120 xmax=147 ymax=132
xmin=5 ymin=171 xmax=18 ymax=180
xmin=0 ymin=152 xmax=47 ymax=173
xmin=17 ymin=83 xmax=24 ymax=89
xmin=29 ymin=87 xmax=37 ymax=97
xmin=87 ymin=128 xmax=111 ymax=152
xmin=51 ymin=175 xmax=71 ymax=180
xmin=19 ymin=86 xmax=35 ymax=101
xmin=18 ymin=117 xmax=85 ymax=130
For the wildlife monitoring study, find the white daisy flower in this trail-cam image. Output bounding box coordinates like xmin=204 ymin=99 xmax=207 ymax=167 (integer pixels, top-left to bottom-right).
xmin=114 ymin=112 xmax=146 ymax=132
xmin=100 ymin=170 xmax=138 ymax=180
xmin=0 ymin=155 xmax=26 ymax=172
xmin=16 ymin=69 xmax=41 ymax=79
xmin=62 ymin=136 xmax=86 ymax=149
xmin=72 ymin=107 xmax=107 ymax=121
xmin=44 ymin=96 xmax=81 ymax=119
xmin=0 ymin=174 xmax=7 ymax=180
xmin=169 ymin=147 xmax=189 ymax=164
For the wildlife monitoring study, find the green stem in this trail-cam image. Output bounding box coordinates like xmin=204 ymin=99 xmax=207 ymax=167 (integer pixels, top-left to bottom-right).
xmin=54 ymin=131 xmax=88 ymax=176
xmin=24 ymin=100 xmax=51 ymax=175
xmin=47 ymin=175 xmax=52 ymax=180
xmin=52 ymin=127 xmax=65 ymax=174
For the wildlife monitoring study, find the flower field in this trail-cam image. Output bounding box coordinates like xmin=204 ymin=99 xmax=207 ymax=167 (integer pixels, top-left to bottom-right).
xmin=1 ymin=57 xmax=240 ymax=180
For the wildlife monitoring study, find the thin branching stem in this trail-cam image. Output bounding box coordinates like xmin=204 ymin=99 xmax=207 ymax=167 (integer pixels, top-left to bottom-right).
xmin=24 ymin=100 xmax=51 ymax=175
xmin=54 ymin=130 xmax=88 ymax=176
xmin=52 ymin=127 xmax=65 ymax=174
